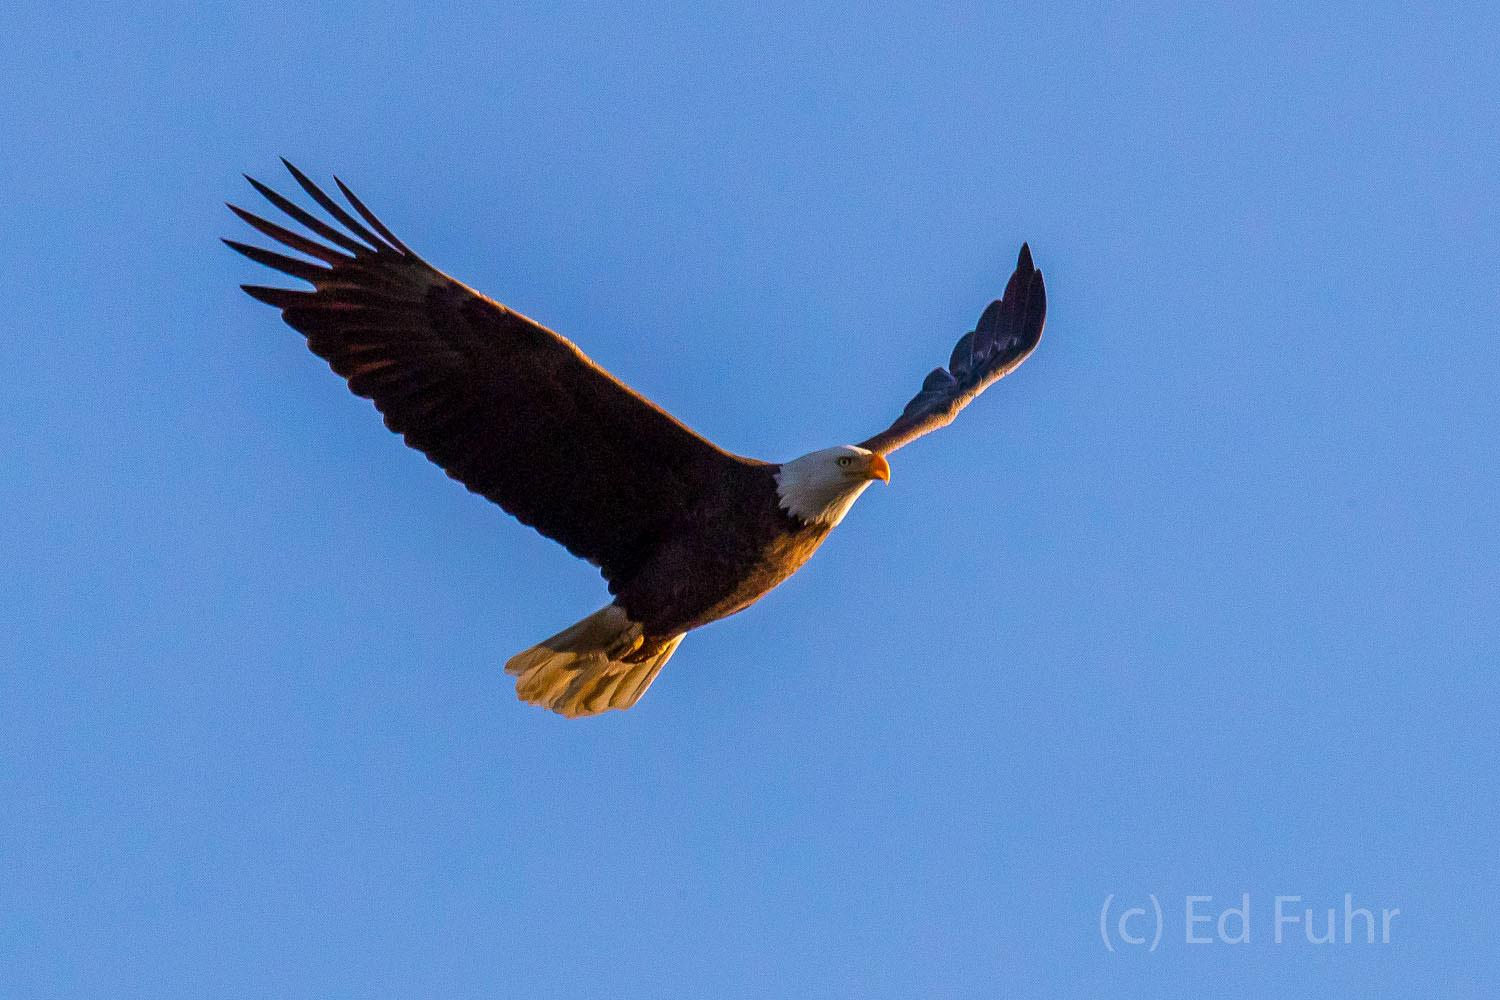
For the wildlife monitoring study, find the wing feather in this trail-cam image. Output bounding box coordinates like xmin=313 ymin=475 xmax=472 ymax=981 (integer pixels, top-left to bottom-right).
xmin=228 ymin=162 xmax=761 ymax=585
xmin=243 ymin=174 xmax=372 ymax=255
xmin=859 ymin=244 xmax=1045 ymax=455
xmin=334 ymin=175 xmax=414 ymax=254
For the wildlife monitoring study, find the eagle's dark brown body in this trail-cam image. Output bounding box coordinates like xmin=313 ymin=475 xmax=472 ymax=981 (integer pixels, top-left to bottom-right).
xmin=612 ymin=462 xmax=832 ymax=654
xmin=227 ymin=161 xmax=1044 ymax=716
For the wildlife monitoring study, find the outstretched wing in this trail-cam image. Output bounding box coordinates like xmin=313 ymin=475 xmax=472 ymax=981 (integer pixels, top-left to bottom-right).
xmin=226 ymin=160 xmax=762 ymax=586
xmin=859 ymin=244 xmax=1045 ymax=455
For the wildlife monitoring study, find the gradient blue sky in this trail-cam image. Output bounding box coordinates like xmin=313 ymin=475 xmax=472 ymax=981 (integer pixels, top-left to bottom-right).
xmin=4 ymin=3 xmax=1498 ymax=996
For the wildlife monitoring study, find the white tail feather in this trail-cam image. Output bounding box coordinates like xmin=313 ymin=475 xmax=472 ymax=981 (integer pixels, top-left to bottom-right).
xmin=505 ymin=605 xmax=684 ymax=718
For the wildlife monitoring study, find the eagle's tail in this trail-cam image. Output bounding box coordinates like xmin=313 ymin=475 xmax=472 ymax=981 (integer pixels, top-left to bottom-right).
xmin=504 ymin=605 xmax=684 ymax=718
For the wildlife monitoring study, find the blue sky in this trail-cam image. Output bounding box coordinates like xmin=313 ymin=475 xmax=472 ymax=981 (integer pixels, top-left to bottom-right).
xmin=3 ymin=2 xmax=1497 ymax=996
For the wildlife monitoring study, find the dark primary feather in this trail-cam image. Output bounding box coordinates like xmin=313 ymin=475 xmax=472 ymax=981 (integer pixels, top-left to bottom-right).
xmin=859 ymin=244 xmax=1046 ymax=455
xmin=226 ymin=161 xmax=760 ymax=586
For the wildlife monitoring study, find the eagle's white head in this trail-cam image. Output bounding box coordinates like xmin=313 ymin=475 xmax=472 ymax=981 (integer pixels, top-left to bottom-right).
xmin=775 ymin=445 xmax=891 ymax=527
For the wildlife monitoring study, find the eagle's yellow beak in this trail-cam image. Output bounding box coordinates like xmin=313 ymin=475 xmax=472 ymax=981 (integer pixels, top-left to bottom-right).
xmin=867 ymin=453 xmax=891 ymax=483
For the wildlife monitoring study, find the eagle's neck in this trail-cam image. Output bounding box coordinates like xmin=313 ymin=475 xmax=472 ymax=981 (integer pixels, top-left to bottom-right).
xmin=774 ymin=453 xmax=874 ymax=527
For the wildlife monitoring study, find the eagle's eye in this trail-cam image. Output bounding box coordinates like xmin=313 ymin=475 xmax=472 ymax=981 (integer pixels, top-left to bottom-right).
xmin=837 ymin=456 xmax=853 ymax=467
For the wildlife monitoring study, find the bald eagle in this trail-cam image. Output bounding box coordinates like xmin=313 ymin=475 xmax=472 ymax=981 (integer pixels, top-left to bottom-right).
xmin=227 ymin=161 xmax=1045 ymax=718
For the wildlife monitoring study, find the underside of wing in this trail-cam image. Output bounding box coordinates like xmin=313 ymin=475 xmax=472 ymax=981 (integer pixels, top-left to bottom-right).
xmin=859 ymin=244 xmax=1045 ymax=455
xmin=226 ymin=160 xmax=761 ymax=586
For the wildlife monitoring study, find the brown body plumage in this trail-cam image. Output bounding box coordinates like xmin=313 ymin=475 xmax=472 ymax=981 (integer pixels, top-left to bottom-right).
xmin=227 ymin=161 xmax=1045 ymax=717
